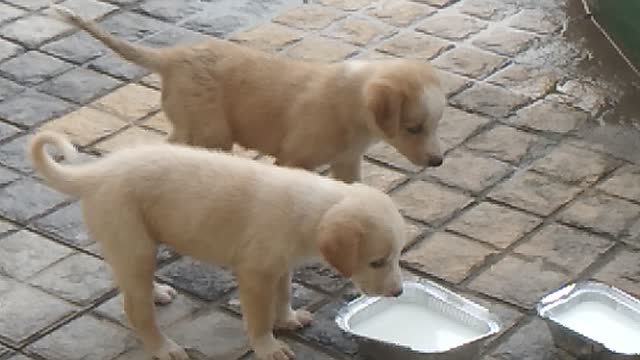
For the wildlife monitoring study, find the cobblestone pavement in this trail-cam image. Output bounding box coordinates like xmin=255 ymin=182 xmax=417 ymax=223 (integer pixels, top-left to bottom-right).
xmin=0 ymin=0 xmax=639 ymax=359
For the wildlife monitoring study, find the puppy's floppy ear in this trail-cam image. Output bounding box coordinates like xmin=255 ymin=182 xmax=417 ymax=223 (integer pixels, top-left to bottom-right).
xmin=317 ymin=215 xmax=363 ymax=278
xmin=366 ymin=81 xmax=403 ymax=139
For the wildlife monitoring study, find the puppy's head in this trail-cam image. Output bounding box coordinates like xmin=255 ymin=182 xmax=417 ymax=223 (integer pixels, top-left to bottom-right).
xmin=365 ymin=60 xmax=446 ymax=168
xmin=317 ymin=185 xmax=406 ymax=297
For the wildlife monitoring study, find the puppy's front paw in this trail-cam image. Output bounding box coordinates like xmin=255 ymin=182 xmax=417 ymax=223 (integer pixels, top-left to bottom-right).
xmin=153 ymin=282 xmax=178 ymax=305
xmin=253 ymin=338 xmax=294 ymax=360
xmin=153 ymin=339 xmax=189 ymax=360
xmin=275 ymin=309 xmax=313 ymax=331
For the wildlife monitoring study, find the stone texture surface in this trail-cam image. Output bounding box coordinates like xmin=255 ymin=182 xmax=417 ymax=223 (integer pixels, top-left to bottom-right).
xmin=294 ymin=261 xmax=347 ymax=294
xmin=392 ymin=180 xmax=473 ymax=224
xmin=597 ymin=164 xmax=640 ymax=202
xmin=95 ymin=290 xmax=203 ymax=329
xmin=595 ymin=248 xmax=640 ymax=298
xmin=416 ymin=13 xmax=486 ymax=40
xmin=0 ymin=177 xmax=68 ymax=222
xmin=28 ymin=315 xmax=135 ymax=359
xmin=224 ymin=281 xmax=324 ymax=316
xmin=510 ymin=99 xmax=588 ymax=134
xmin=274 ymin=4 xmax=345 ymax=30
xmin=4 ymin=0 xmax=53 ymax=10
xmin=32 ymin=202 xmax=92 ymax=247
xmin=465 ymin=125 xmax=542 ymax=163
xmin=558 ymin=191 xmax=640 ymax=237
xmin=157 ymin=257 xmax=236 ymax=301
xmin=29 ymin=252 xmax=113 ymax=305
xmin=92 ymin=84 xmax=160 ymax=121
xmin=0 ymin=136 xmax=33 ymax=172
xmin=0 ymin=167 xmax=20 ymax=187
xmin=530 ymin=143 xmax=618 ymax=186
xmin=0 ymin=51 xmax=74 ymax=86
xmin=0 ymin=230 xmax=73 ymax=281
xmin=438 ymin=107 xmax=491 ymax=151
xmin=450 ymin=82 xmax=530 ymax=118
xmin=0 ymin=90 xmax=74 ymax=128
xmin=328 ymin=16 xmax=395 ymax=46
xmin=366 ymin=142 xmax=421 ymax=172
xmin=360 ymin=160 xmax=405 ymax=192
xmin=94 ymin=126 xmax=164 ymax=153
xmin=0 ymin=3 xmax=25 ymax=25
xmin=487 ymin=64 xmax=558 ymax=98
xmin=1 ymin=15 xmax=71 ymax=48
xmin=469 ymin=255 xmax=570 ymax=308
xmin=510 ymin=8 xmax=564 ymax=35
xmin=425 ymin=149 xmax=512 ymax=193
xmin=318 ymin=0 xmax=371 ymax=11
xmin=139 ymin=111 xmax=171 ymax=133
xmin=514 ymin=223 xmax=613 ymax=275
xmin=403 ymin=231 xmax=496 ymax=283
xmin=298 ymin=300 xmax=358 ymax=355
xmin=0 ymin=39 xmax=21 ymax=63
xmin=38 ymin=67 xmax=122 ymax=104
xmin=437 ymin=69 xmax=471 ymax=97
xmin=459 ymin=0 xmax=518 ymax=21
xmin=41 ymin=31 xmax=106 ymax=64
xmin=447 ymin=202 xmax=541 ymax=249
xmin=472 ymin=27 xmax=537 ymax=57
xmin=433 ymin=46 xmax=506 ymax=79
xmin=377 ymin=32 xmax=450 ymax=60
xmin=89 ymin=53 xmax=150 ymax=80
xmin=39 ymin=107 xmax=126 ymax=146
xmin=0 ymin=78 xmax=24 ymax=102
xmin=165 ymin=308 xmax=249 ymax=358
xmin=0 ymin=0 xmax=636 ymax=358
xmin=230 ymin=22 xmax=303 ymax=52
xmin=0 ymin=122 xmax=21 ymax=143
xmin=366 ymin=0 xmax=436 ymax=27
xmin=285 ymin=35 xmax=358 ymax=62
xmin=489 ymin=171 xmax=582 ymax=216
xmin=483 ymin=318 xmax=571 ymax=360
xmin=0 ymin=280 xmax=76 ymax=344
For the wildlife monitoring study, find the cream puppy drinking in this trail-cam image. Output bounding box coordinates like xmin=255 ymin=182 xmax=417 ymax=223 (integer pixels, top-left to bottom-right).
xmin=28 ymin=131 xmax=408 ymax=360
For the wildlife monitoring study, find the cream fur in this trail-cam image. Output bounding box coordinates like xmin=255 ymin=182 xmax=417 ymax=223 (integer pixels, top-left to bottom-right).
xmin=50 ymin=4 xmax=446 ymax=182
xmin=28 ymin=131 xmax=407 ymax=360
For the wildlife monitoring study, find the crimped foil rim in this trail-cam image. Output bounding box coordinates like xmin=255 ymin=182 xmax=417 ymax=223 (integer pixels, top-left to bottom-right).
xmin=537 ymin=280 xmax=640 ymax=355
xmin=335 ymin=281 xmax=501 ymax=354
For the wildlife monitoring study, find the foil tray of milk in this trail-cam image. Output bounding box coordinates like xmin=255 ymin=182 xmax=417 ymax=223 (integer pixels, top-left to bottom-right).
xmin=335 ymin=281 xmax=501 ymax=360
xmin=537 ymin=281 xmax=640 ymax=359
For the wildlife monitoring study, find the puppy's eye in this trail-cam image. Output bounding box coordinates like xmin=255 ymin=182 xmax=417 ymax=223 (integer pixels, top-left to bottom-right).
xmin=406 ymin=124 xmax=424 ymax=134
xmin=369 ymin=258 xmax=387 ymax=269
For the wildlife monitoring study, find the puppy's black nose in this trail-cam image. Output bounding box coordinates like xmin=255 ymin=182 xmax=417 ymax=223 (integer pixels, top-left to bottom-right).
xmin=428 ymin=156 xmax=443 ymax=167
xmin=392 ymin=288 xmax=403 ymax=297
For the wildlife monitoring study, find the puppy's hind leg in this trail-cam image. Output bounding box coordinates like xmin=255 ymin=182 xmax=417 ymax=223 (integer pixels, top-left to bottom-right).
xmin=91 ymin=211 xmax=187 ymax=360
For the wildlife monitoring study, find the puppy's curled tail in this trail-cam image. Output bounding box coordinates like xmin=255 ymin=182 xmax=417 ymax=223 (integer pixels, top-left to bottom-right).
xmin=28 ymin=131 xmax=86 ymax=198
xmin=50 ymin=3 xmax=165 ymax=72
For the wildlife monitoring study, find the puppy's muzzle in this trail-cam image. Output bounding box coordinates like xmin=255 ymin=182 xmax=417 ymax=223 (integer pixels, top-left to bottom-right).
xmin=390 ymin=287 xmax=403 ymax=297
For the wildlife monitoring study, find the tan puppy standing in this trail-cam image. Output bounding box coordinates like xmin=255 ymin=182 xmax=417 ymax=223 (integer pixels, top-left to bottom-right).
xmin=51 ymin=5 xmax=446 ymax=183
xmin=28 ymin=131 xmax=407 ymax=360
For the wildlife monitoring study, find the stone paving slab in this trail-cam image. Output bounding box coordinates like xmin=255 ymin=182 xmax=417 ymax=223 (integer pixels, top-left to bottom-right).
xmin=1 ymin=0 xmax=640 ymax=359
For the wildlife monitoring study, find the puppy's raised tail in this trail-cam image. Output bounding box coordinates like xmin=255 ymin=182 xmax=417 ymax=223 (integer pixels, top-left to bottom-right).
xmin=28 ymin=131 xmax=88 ymax=198
xmin=50 ymin=3 xmax=166 ymax=72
